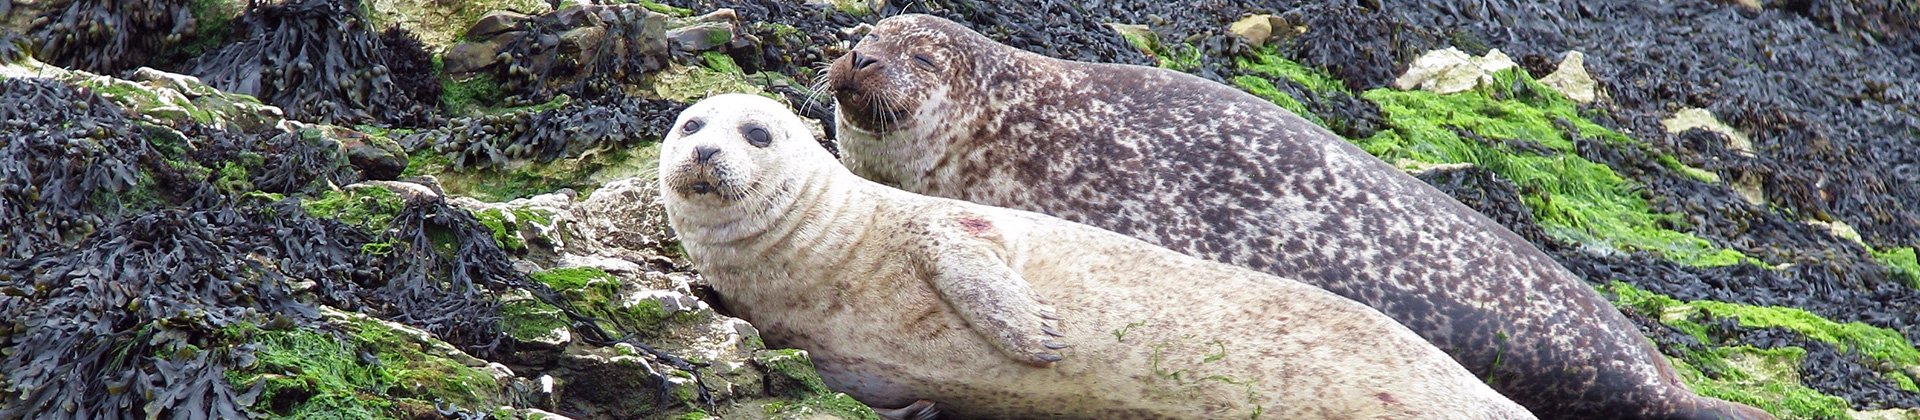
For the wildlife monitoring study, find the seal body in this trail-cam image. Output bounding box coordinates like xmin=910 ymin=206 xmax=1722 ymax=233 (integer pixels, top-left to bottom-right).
xmin=827 ymin=14 xmax=1772 ymax=420
xmin=659 ymin=94 xmax=1535 ymax=419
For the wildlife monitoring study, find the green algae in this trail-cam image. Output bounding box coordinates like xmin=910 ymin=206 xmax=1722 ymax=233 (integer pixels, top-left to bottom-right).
xmin=1235 ymin=48 xmax=1350 ymax=95
xmin=531 ymin=267 xmax=696 ymax=335
xmin=474 ymin=208 xmax=526 ymax=252
xmin=1890 ymin=371 xmax=1920 ymax=393
xmin=1217 ymin=49 xmax=1745 ymax=267
xmin=229 ymin=327 xmax=398 ymax=418
xmin=1228 ymin=75 xmax=1325 ymax=128
xmin=1118 ymin=31 xmax=1202 ymax=71
xmin=1355 ymin=71 xmax=1748 ymax=267
xmin=758 ymin=392 xmax=880 ymax=420
xmin=753 ymin=349 xmax=830 ymax=395
xmin=1605 ymin=281 xmax=1920 ymax=419
xmin=500 ymin=298 xmax=568 ymax=342
xmin=409 ymin=141 xmax=660 ymax=201
xmin=301 ymin=186 xmax=406 ymax=233
xmin=649 ymin=53 xmax=780 ymax=102
xmin=438 ymin=55 xmax=506 ymax=116
xmin=224 ymin=318 xmax=500 ymax=419
xmin=1668 ymin=346 xmax=1851 ymax=420
xmin=1608 ymin=281 xmax=1919 ymax=366
xmin=635 ymin=0 xmax=694 ymax=17
xmin=1873 ymin=247 xmax=1920 ymax=288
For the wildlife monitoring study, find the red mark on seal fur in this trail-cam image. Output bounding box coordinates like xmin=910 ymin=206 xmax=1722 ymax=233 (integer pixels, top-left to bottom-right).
xmin=956 ymin=216 xmax=994 ymax=236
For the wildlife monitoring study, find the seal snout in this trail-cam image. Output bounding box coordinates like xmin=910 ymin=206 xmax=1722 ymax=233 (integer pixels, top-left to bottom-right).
xmin=694 ymin=145 xmax=721 ymax=163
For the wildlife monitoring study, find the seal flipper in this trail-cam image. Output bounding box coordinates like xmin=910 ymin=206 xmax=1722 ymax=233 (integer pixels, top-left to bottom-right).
xmin=873 ymin=400 xmax=939 ymax=420
xmin=915 ymin=217 xmax=1068 ymax=367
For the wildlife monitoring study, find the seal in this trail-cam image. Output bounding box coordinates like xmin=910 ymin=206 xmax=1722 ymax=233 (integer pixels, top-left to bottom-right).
xmin=826 ymin=14 xmax=1773 ymax=420
xmin=659 ymin=93 xmax=1536 ymax=419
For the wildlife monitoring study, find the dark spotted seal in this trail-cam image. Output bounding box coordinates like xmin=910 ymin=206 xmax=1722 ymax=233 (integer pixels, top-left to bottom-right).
xmin=826 ymin=14 xmax=1772 ymax=420
xmin=659 ymin=93 xmax=1535 ymax=419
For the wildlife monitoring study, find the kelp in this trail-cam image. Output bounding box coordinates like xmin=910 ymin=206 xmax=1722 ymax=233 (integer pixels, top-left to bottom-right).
xmin=402 ymin=92 xmax=685 ymax=171
xmin=0 ymin=78 xmax=159 ymax=261
xmin=187 ymin=0 xmax=435 ymax=126
xmin=26 ymin=0 xmax=196 ymax=74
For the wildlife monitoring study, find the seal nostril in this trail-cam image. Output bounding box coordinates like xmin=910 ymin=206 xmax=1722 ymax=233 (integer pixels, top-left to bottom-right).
xmin=853 ymin=51 xmax=880 ymax=70
xmin=695 ymin=146 xmax=721 ymax=163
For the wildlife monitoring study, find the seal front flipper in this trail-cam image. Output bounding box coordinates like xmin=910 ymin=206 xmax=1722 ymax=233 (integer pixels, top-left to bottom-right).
xmin=914 ymin=216 xmax=1068 ymax=368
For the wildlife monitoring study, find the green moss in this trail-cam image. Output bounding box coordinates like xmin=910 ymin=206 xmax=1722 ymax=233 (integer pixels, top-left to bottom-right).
xmin=228 ymin=328 xmax=397 ymax=419
xmin=635 ymin=0 xmax=694 ymax=16
xmin=343 ymin=317 xmax=501 ymax=409
xmin=1354 ymin=71 xmax=1748 ymax=267
xmin=512 ymin=208 xmax=554 ymax=225
xmin=1873 ymin=247 xmax=1920 ymax=289
xmin=178 ymin=0 xmax=239 ymax=57
xmin=474 ymin=208 xmax=526 ymax=252
xmin=754 ymin=349 xmax=831 ymax=395
xmin=301 ymin=186 xmax=406 ymax=232
xmin=761 ymin=392 xmax=881 ymax=420
xmin=500 ymin=299 xmax=568 ymax=342
xmin=703 ymin=51 xmax=743 ymax=74
xmin=530 ymin=266 xmax=693 ymax=334
xmin=531 ymin=266 xmax=616 ymax=292
xmin=426 ymin=141 xmax=660 ymax=201
xmin=215 ymin=161 xmax=254 ymax=193
xmin=438 ymin=55 xmax=505 ymax=116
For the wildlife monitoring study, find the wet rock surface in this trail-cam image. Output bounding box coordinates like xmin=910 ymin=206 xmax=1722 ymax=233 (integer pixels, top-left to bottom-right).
xmin=4 ymin=0 xmax=1919 ymax=418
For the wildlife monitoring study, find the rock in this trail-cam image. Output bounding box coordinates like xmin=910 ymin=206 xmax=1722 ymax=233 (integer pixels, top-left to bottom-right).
xmin=337 ymin=131 xmax=410 ymax=181
xmin=1662 ymin=108 xmax=1754 ymax=154
xmin=468 ymin=11 xmax=530 ymax=40
xmin=1392 ymin=47 xmax=1519 ymax=94
xmin=572 ymin=177 xmax=677 ymax=261
xmin=669 ymin=21 xmax=737 ymax=51
xmin=500 ymin=289 xmax=572 ymax=366
xmin=356 ymin=179 xmax=443 ymax=202
xmin=1227 ymin=14 xmax=1275 ymax=47
xmin=443 ymin=37 xmax=512 ymax=75
xmin=1806 ymin=220 xmax=1866 ymax=247
xmin=365 ymin=0 xmax=553 ymax=51
xmin=1537 ymin=51 xmax=1599 ymax=103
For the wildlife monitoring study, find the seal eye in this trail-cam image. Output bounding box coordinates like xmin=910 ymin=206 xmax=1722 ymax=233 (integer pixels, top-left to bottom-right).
xmin=683 ymin=119 xmax=704 ymax=134
xmin=911 ymin=54 xmax=936 ymax=69
xmin=745 ymin=126 xmax=772 ymax=147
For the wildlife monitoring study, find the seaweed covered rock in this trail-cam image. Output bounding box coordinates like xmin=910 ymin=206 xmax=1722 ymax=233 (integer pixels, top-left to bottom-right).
xmin=404 ymin=92 xmax=684 ymax=171
xmin=21 ymin=0 xmax=196 ymax=74
xmin=0 ymin=78 xmax=159 ymax=261
xmin=445 ymin=179 xmax=876 ymax=419
xmin=441 ymin=3 xmax=749 ymax=105
xmin=187 ymin=0 xmax=437 ymax=126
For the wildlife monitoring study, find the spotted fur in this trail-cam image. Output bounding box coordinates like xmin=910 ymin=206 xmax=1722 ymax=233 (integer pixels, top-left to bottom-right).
xmin=827 ymin=14 xmax=1773 ymax=420
xmin=660 ymin=94 xmax=1535 ymax=419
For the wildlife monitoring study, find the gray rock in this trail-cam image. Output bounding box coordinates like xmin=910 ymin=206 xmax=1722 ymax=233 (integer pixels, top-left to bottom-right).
xmin=469 ymin=11 xmax=531 ymax=40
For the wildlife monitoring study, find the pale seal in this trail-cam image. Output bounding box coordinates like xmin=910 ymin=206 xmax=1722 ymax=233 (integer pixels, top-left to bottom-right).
xmin=826 ymin=14 xmax=1772 ymax=420
xmin=659 ymin=93 xmax=1535 ymax=419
